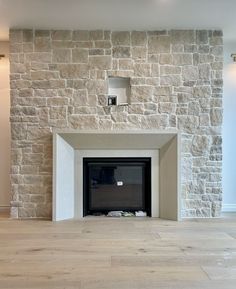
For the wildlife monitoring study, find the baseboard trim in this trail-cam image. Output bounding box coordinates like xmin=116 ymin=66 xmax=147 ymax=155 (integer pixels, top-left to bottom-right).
xmin=222 ymin=204 xmax=236 ymax=212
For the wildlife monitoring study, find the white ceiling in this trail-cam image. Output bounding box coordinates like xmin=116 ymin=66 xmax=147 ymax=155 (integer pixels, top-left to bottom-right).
xmin=0 ymin=0 xmax=236 ymax=42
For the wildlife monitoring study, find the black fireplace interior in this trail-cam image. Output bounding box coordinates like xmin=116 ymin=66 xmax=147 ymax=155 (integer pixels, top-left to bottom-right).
xmin=83 ymin=157 xmax=151 ymax=216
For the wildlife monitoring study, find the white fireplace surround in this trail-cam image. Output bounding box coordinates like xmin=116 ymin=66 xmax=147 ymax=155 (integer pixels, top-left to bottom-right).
xmin=53 ymin=130 xmax=181 ymax=221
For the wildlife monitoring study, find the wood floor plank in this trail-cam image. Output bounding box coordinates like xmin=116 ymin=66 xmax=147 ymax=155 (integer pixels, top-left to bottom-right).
xmin=0 ymin=215 xmax=235 ymax=289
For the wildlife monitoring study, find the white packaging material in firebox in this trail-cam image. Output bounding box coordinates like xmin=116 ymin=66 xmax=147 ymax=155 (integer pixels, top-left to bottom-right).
xmin=135 ymin=211 xmax=147 ymax=217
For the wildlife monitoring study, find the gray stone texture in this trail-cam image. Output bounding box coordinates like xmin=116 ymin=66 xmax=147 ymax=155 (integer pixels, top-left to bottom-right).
xmin=9 ymin=29 xmax=223 ymax=219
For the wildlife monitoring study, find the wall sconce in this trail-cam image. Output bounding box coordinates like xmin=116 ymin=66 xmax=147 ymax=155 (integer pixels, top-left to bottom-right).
xmin=231 ymin=54 xmax=236 ymax=62
xmin=225 ymin=53 xmax=236 ymax=87
xmin=0 ymin=54 xmax=5 ymax=60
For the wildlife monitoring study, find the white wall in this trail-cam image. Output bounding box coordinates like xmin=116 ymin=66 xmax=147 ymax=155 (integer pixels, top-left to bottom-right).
xmin=0 ymin=41 xmax=10 ymax=207
xmin=222 ymin=40 xmax=236 ymax=212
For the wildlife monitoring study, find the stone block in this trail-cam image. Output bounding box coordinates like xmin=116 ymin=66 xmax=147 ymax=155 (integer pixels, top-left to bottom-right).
xmin=194 ymin=86 xmax=211 ymax=98
xmin=160 ymin=65 xmax=181 ymax=75
xmin=191 ymin=135 xmax=210 ymax=156
xmin=51 ymin=30 xmax=72 ymax=40
xmin=199 ymin=64 xmax=211 ymax=80
xmin=58 ymin=64 xmax=89 ymax=78
xmin=134 ymin=63 xmax=151 ymax=77
xmin=172 ymin=44 xmax=184 ymax=53
xmin=178 ymin=115 xmax=199 ymax=133
xmin=142 ymin=115 xmax=168 ymax=129
xmin=89 ymin=48 xmax=104 ymax=56
xmin=25 ymin=52 xmax=52 ymax=63
xmin=196 ymin=30 xmax=209 ymax=44
xmin=53 ymin=49 xmax=71 ymax=63
xmin=131 ymin=47 xmax=147 ymax=59
xmin=131 ymin=86 xmax=153 ymax=102
xmin=72 ymin=49 xmax=88 ymax=63
xmin=188 ymin=101 xmax=200 ymax=115
xmin=73 ymin=89 xmax=88 ymax=106
xmin=131 ymin=31 xmax=147 ymax=46
xmin=119 ymin=59 xmax=134 ymax=70
xmin=89 ymin=30 xmax=104 ymax=40
xmin=112 ymin=47 xmax=131 ymax=58
xmin=72 ymin=30 xmax=89 ymax=41
xmin=69 ymin=115 xmax=98 ymax=129
xmin=172 ymin=54 xmax=193 ymax=65
xmin=210 ymin=46 xmax=223 ymax=56
xmin=112 ymin=31 xmax=130 ymax=46
xmin=159 ymin=102 xmax=175 ymax=114
xmin=31 ymin=71 xmax=59 ymax=80
xmin=170 ymin=30 xmax=195 ymax=44
xmin=95 ymin=41 xmax=111 ymax=49
xmin=11 ymin=124 xmax=27 ymax=140
xmin=160 ymin=75 xmax=182 ymax=86
xmin=52 ymin=41 xmax=74 ymax=49
xmin=89 ymin=56 xmax=112 ymax=70
xmin=154 ymin=86 xmax=172 ymax=96
xmin=23 ymin=30 xmax=33 ymax=42
xmin=159 ymin=54 xmax=172 ymax=64
xmin=10 ymin=29 xmax=23 ymax=43
xmin=210 ymin=108 xmax=223 ymax=126
xmin=49 ymin=107 xmax=67 ymax=119
xmin=34 ymin=37 xmax=51 ymax=52
xmin=199 ymin=114 xmax=210 ymax=126
xmin=148 ymin=36 xmax=171 ymax=53
xmin=182 ymin=66 xmax=199 ymax=81
xmin=151 ymin=64 xmax=159 ymax=77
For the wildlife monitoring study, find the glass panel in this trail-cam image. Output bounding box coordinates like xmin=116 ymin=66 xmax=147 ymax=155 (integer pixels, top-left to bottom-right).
xmin=89 ymin=163 xmax=144 ymax=210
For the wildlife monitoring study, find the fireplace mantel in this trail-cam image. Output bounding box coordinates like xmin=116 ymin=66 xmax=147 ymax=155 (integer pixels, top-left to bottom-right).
xmin=53 ymin=130 xmax=181 ymax=221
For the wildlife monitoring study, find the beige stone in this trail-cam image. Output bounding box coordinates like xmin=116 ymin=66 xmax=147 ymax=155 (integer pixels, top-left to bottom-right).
xmin=89 ymin=56 xmax=112 ymax=70
xmin=53 ymin=49 xmax=71 ymax=63
xmin=131 ymin=31 xmax=147 ymax=46
xmin=49 ymin=107 xmax=67 ymax=119
xmin=58 ymin=64 xmax=89 ymax=78
xmin=170 ymin=30 xmax=195 ymax=44
xmin=131 ymin=86 xmax=153 ymax=102
xmin=34 ymin=37 xmax=51 ymax=52
xmin=72 ymin=30 xmax=89 ymax=41
xmin=112 ymin=47 xmax=131 ymax=58
xmin=160 ymin=66 xmax=181 ymax=75
xmin=131 ymin=47 xmax=146 ymax=59
xmin=210 ymin=108 xmax=223 ymax=126
xmin=148 ymin=36 xmax=171 ymax=53
xmin=182 ymin=66 xmax=199 ymax=81
xmin=72 ymin=49 xmax=88 ymax=63
xmin=69 ymin=115 xmax=98 ymax=129
xmin=112 ymin=31 xmax=130 ymax=46
xmin=31 ymin=71 xmax=59 ymax=80
xmin=73 ymin=89 xmax=88 ymax=106
xmin=89 ymin=30 xmax=104 ymax=40
xmin=134 ymin=63 xmax=151 ymax=77
xmin=51 ymin=30 xmax=72 ymax=40
xmin=160 ymin=75 xmax=182 ymax=86
xmin=191 ymin=135 xmax=210 ymax=156
xmin=172 ymin=54 xmax=193 ymax=65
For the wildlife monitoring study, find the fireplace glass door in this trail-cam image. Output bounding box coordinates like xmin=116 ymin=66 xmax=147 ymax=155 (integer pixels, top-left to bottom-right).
xmin=83 ymin=158 xmax=151 ymax=216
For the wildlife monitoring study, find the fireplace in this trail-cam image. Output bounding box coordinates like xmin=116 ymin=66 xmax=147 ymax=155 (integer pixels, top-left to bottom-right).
xmin=83 ymin=157 xmax=151 ymax=216
xmin=53 ymin=130 xmax=180 ymax=221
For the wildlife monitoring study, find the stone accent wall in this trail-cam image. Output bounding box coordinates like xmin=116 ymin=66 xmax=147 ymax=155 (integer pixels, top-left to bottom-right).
xmin=9 ymin=29 xmax=223 ymax=218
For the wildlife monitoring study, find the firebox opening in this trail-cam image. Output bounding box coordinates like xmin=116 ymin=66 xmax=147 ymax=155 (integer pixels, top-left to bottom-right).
xmin=83 ymin=157 xmax=151 ymax=217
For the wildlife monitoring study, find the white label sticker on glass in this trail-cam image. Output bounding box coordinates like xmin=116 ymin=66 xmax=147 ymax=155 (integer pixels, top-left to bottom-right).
xmin=117 ymin=181 xmax=123 ymax=186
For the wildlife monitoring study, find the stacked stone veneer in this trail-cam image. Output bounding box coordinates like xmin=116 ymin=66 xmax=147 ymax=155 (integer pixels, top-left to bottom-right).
xmin=9 ymin=29 xmax=223 ymax=218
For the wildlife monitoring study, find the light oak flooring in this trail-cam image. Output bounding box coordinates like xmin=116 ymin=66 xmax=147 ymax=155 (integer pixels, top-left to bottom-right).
xmin=0 ymin=215 xmax=236 ymax=289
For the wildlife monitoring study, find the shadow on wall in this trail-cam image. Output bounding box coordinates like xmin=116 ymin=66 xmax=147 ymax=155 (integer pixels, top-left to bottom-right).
xmin=0 ymin=41 xmax=10 ymax=207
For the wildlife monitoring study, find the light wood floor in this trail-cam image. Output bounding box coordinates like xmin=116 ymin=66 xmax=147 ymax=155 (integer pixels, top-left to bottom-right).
xmin=0 ymin=215 xmax=236 ymax=289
